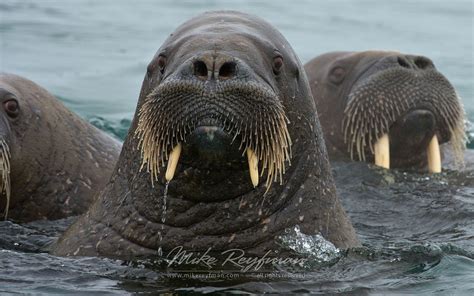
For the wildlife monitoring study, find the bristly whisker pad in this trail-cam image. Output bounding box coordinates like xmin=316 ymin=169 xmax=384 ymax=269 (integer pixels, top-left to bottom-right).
xmin=342 ymin=68 xmax=465 ymax=166
xmin=134 ymin=78 xmax=292 ymax=191
xmin=0 ymin=138 xmax=11 ymax=219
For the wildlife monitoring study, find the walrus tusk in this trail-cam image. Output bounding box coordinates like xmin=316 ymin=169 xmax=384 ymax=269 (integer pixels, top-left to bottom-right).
xmin=165 ymin=143 xmax=182 ymax=181
xmin=374 ymin=134 xmax=390 ymax=169
xmin=427 ymin=135 xmax=441 ymax=173
xmin=247 ymin=148 xmax=259 ymax=187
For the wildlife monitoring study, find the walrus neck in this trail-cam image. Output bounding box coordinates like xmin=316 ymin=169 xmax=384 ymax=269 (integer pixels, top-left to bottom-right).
xmin=124 ymin=143 xmax=307 ymax=226
xmin=81 ymin=139 xmax=325 ymax=256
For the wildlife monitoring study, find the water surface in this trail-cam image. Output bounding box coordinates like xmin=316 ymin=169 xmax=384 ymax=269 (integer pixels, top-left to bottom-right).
xmin=0 ymin=0 xmax=473 ymax=294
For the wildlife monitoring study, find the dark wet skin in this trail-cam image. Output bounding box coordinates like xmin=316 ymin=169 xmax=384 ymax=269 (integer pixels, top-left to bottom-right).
xmin=389 ymin=109 xmax=437 ymax=168
xmin=304 ymin=51 xmax=465 ymax=170
xmin=52 ymin=11 xmax=359 ymax=258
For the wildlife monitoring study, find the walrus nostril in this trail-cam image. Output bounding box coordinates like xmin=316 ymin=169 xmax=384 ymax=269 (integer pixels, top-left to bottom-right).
xmin=397 ymin=56 xmax=411 ymax=69
xmin=218 ymin=61 xmax=236 ymax=80
xmin=413 ymin=56 xmax=434 ymax=70
xmin=193 ymin=60 xmax=208 ymax=79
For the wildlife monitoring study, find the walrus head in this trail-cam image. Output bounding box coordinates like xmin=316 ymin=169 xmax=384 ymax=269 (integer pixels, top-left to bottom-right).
xmin=132 ymin=12 xmax=313 ymax=200
xmin=135 ymin=41 xmax=292 ymax=194
xmin=52 ymin=11 xmax=358 ymax=257
xmin=305 ymin=51 xmax=465 ymax=171
xmin=0 ymin=74 xmax=120 ymax=221
xmin=0 ymin=75 xmax=51 ymax=220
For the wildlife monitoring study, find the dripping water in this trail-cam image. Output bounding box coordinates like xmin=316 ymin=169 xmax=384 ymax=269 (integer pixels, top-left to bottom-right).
xmin=157 ymin=181 xmax=169 ymax=257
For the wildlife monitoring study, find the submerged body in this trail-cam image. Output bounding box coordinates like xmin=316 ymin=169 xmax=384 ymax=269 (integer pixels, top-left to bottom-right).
xmin=304 ymin=51 xmax=466 ymax=172
xmin=0 ymin=74 xmax=121 ymax=222
xmin=53 ymin=11 xmax=358 ymax=258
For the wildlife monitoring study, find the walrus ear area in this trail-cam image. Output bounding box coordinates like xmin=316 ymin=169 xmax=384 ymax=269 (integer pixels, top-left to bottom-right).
xmin=328 ymin=66 xmax=346 ymax=85
xmin=157 ymin=55 xmax=167 ymax=74
xmin=272 ymin=56 xmax=284 ymax=75
xmin=146 ymin=54 xmax=167 ymax=79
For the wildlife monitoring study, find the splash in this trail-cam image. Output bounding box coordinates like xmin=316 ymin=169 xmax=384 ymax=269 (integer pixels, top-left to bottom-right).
xmin=278 ymin=225 xmax=342 ymax=268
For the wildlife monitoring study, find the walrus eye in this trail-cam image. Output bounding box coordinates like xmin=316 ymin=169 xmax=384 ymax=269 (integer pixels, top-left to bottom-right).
xmin=272 ymin=56 xmax=284 ymax=75
xmin=329 ymin=66 xmax=346 ymax=84
xmin=3 ymin=99 xmax=19 ymax=118
xmin=157 ymin=55 xmax=167 ymax=74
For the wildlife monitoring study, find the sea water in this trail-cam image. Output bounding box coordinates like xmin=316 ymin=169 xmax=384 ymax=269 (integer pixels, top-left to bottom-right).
xmin=0 ymin=0 xmax=473 ymax=294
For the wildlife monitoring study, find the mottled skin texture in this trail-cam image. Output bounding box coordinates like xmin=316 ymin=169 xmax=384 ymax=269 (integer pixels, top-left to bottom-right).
xmin=53 ymin=11 xmax=358 ymax=258
xmin=0 ymin=74 xmax=121 ymax=222
xmin=304 ymin=51 xmax=466 ymax=169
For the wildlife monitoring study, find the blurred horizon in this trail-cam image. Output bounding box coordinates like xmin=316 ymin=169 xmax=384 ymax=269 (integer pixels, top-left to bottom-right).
xmin=0 ymin=0 xmax=472 ymax=132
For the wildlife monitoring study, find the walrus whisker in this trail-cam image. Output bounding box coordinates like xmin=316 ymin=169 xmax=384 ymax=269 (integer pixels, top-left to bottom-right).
xmin=0 ymin=138 xmax=11 ymax=220
xmin=448 ymin=94 xmax=467 ymax=167
xmin=342 ymin=68 xmax=465 ymax=169
xmin=135 ymin=79 xmax=292 ymax=192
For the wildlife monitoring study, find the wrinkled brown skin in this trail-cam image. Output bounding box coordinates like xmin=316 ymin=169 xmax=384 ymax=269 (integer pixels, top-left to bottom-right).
xmin=52 ymin=11 xmax=359 ymax=258
xmin=0 ymin=74 xmax=121 ymax=222
xmin=304 ymin=51 xmax=466 ymax=169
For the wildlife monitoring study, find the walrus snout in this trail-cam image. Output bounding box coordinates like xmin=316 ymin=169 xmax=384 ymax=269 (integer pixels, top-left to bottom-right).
xmin=192 ymin=53 xmax=237 ymax=81
xmin=335 ymin=52 xmax=465 ymax=172
xmin=392 ymin=54 xmax=435 ymax=71
xmin=353 ymin=54 xmax=437 ymax=86
xmin=136 ymin=72 xmax=291 ymax=189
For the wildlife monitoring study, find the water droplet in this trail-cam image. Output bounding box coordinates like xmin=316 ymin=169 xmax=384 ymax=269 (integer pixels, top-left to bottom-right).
xmin=157 ymin=181 xmax=170 ymax=257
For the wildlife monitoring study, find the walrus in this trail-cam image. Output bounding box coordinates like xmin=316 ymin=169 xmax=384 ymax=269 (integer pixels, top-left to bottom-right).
xmin=304 ymin=51 xmax=466 ymax=172
xmin=52 ymin=11 xmax=359 ymax=258
xmin=0 ymin=74 xmax=121 ymax=222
